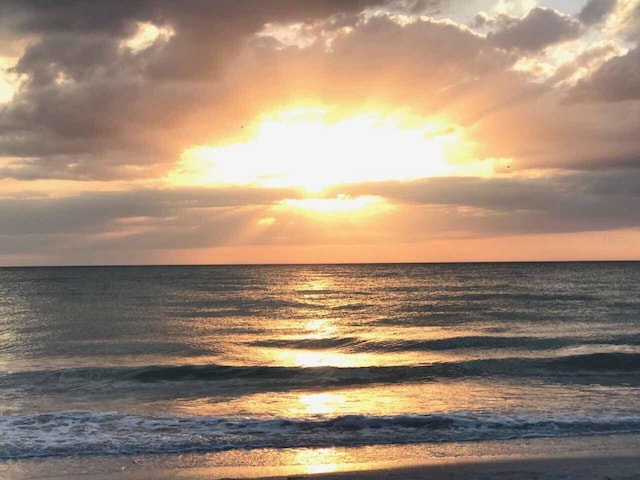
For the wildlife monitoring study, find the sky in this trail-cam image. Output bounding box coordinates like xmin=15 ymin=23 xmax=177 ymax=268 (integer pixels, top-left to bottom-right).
xmin=0 ymin=0 xmax=639 ymax=265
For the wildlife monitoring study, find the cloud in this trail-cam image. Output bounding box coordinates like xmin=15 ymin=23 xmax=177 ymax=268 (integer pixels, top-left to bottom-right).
xmin=0 ymin=1 xmax=638 ymax=186
xmin=1 ymin=1 xmax=639 ymax=266
xmin=331 ymin=169 xmax=640 ymax=236
xmin=489 ymin=7 xmax=582 ymax=52
xmin=625 ymin=1 xmax=640 ymax=42
xmin=467 ymin=87 xmax=640 ymax=171
xmin=0 ymin=186 xmax=302 ymax=236
xmin=0 ymin=5 xmax=516 ymax=181
xmin=0 ymin=0 xmax=402 ymax=180
xmin=2 ymin=167 xmax=640 ymax=261
xmin=579 ymin=0 xmax=618 ymax=25
xmin=312 ymin=15 xmax=513 ymax=111
xmin=547 ymin=43 xmax=620 ymax=86
xmin=0 ymin=1 xmax=633 ymax=184
xmin=568 ymin=46 xmax=640 ymax=102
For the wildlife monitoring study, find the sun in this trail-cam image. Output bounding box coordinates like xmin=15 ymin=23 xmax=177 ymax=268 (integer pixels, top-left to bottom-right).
xmin=167 ymin=107 xmax=485 ymax=193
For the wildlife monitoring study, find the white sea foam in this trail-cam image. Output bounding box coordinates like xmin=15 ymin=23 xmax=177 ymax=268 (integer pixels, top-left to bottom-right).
xmin=2 ymin=411 xmax=640 ymax=459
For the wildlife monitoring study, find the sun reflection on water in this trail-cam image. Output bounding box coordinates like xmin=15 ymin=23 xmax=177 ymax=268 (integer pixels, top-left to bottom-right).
xmin=292 ymin=447 xmax=343 ymax=475
xmin=271 ymin=349 xmax=374 ymax=367
xmin=298 ymin=392 xmax=346 ymax=415
xmin=304 ymin=318 xmax=338 ymax=338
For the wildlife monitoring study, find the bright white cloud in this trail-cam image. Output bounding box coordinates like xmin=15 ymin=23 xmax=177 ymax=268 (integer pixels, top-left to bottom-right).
xmin=122 ymin=22 xmax=174 ymax=53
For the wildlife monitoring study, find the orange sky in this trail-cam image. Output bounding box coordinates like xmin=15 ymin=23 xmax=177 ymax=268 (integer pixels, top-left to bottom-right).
xmin=0 ymin=0 xmax=639 ymax=265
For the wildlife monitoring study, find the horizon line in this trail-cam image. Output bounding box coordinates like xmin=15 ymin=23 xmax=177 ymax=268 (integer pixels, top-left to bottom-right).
xmin=2 ymin=259 xmax=639 ymax=268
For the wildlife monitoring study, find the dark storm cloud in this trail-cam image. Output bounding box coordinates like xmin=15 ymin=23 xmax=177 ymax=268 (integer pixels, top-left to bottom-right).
xmin=578 ymin=0 xmax=617 ymax=25
xmin=489 ymin=7 xmax=582 ymax=52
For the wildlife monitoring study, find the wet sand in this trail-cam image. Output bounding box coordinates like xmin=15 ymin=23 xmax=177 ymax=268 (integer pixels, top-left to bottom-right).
xmin=261 ymin=456 xmax=640 ymax=480
xmin=5 ymin=455 xmax=640 ymax=480
xmin=3 ymin=434 xmax=640 ymax=479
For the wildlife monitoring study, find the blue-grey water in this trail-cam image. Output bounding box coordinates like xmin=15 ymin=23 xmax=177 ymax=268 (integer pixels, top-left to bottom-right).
xmin=1 ymin=262 xmax=640 ymax=459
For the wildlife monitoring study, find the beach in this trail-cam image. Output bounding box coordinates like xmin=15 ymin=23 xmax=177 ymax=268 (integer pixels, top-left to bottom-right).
xmin=7 ymin=456 xmax=640 ymax=480
xmin=2 ymin=0 xmax=640 ymax=475
xmin=271 ymin=457 xmax=640 ymax=480
xmin=4 ymin=434 xmax=640 ymax=479
xmin=1 ymin=264 xmax=640 ymax=477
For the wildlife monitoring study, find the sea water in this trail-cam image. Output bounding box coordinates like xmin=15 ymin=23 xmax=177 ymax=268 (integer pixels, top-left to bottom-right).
xmin=0 ymin=262 xmax=639 ymax=459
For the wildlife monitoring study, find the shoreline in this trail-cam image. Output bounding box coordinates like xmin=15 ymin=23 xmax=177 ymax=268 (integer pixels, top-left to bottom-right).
xmin=3 ymin=434 xmax=640 ymax=479
xmin=260 ymin=456 xmax=640 ymax=480
xmin=5 ymin=454 xmax=640 ymax=480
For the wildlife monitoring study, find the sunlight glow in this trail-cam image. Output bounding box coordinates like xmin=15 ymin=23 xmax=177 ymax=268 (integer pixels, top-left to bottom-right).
xmin=0 ymin=57 xmax=21 ymax=104
xmin=280 ymin=195 xmax=385 ymax=213
xmin=257 ymin=217 xmax=277 ymax=226
xmin=298 ymin=392 xmax=346 ymax=415
xmin=294 ymin=351 xmax=349 ymax=367
xmin=261 ymin=348 xmax=374 ymax=368
xmin=303 ymin=319 xmax=338 ymax=338
xmin=604 ymin=0 xmax=640 ymax=37
xmin=168 ymin=108 xmax=488 ymax=193
xmin=292 ymin=448 xmax=342 ymax=475
xmin=512 ymin=39 xmax=625 ymax=85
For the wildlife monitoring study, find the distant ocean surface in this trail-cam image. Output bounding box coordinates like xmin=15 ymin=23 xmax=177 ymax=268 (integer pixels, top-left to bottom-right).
xmin=1 ymin=263 xmax=640 ymax=459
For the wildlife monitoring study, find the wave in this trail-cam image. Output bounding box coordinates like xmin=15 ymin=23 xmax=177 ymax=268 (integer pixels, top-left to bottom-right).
xmin=355 ymin=336 xmax=569 ymax=351
xmin=3 ymin=353 xmax=639 ymax=393
xmin=251 ymin=337 xmax=363 ymax=349
xmin=455 ymin=293 xmax=595 ymax=302
xmin=549 ymin=352 xmax=640 ymax=371
xmin=351 ymin=335 xmax=640 ymax=353
xmin=2 ymin=410 xmax=640 ymax=459
xmin=252 ymin=335 xmax=633 ymax=352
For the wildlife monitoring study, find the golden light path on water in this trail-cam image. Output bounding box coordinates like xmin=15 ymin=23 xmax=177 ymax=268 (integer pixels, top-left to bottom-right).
xmin=172 ymin=381 xmax=505 ymax=419
xmin=169 ymin=271 xmax=487 ymax=427
xmin=133 ymin=267 xmax=640 ymax=477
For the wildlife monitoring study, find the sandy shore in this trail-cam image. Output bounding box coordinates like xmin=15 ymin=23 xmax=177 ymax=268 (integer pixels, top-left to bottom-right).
xmin=3 ymin=435 xmax=640 ymax=479
xmin=259 ymin=456 xmax=640 ymax=480
xmin=5 ymin=454 xmax=640 ymax=480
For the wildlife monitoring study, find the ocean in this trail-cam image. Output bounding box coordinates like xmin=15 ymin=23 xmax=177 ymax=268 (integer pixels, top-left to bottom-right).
xmin=1 ymin=262 xmax=640 ymax=460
